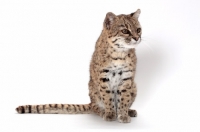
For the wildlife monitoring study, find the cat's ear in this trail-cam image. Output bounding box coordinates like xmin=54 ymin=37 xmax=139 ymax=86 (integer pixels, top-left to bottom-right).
xmin=104 ymin=12 xmax=116 ymax=30
xmin=130 ymin=9 xmax=141 ymax=19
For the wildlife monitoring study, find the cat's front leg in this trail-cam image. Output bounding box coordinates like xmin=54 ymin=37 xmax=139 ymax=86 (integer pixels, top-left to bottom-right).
xmin=117 ymin=80 xmax=136 ymax=123
xmin=99 ymin=79 xmax=117 ymax=121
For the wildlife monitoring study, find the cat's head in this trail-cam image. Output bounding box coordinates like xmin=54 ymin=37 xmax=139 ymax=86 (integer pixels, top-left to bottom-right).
xmin=104 ymin=9 xmax=142 ymax=49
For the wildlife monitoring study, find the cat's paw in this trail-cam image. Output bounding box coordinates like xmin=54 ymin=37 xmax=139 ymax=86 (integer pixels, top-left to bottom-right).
xmin=128 ymin=109 xmax=137 ymax=117
xmin=99 ymin=110 xmax=105 ymax=118
xmin=103 ymin=111 xmax=116 ymax=121
xmin=117 ymin=115 xmax=131 ymax=123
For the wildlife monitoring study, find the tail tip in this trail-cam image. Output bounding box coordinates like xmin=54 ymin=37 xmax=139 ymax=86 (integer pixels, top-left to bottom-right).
xmin=15 ymin=106 xmax=23 ymax=114
xmin=16 ymin=107 xmax=19 ymax=113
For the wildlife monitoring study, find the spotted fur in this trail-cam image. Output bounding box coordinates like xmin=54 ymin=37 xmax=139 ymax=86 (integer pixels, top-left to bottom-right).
xmin=16 ymin=9 xmax=142 ymax=123
xmin=16 ymin=104 xmax=91 ymax=114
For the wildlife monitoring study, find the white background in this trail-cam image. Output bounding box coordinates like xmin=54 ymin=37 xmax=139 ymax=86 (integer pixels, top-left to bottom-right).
xmin=0 ymin=0 xmax=200 ymax=131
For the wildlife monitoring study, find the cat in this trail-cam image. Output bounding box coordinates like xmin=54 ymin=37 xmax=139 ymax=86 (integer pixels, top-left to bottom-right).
xmin=16 ymin=9 xmax=142 ymax=123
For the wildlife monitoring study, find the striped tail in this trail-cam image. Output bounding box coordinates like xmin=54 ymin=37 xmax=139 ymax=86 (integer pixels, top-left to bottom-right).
xmin=16 ymin=103 xmax=91 ymax=114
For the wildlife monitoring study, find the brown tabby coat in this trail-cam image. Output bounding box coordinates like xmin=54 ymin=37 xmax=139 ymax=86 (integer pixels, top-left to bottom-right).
xmin=16 ymin=9 xmax=142 ymax=123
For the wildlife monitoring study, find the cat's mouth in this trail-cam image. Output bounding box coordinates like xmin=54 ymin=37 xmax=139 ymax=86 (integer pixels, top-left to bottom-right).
xmin=122 ymin=38 xmax=141 ymax=49
xmin=110 ymin=37 xmax=141 ymax=49
xmin=123 ymin=43 xmax=138 ymax=49
xmin=114 ymin=42 xmax=140 ymax=49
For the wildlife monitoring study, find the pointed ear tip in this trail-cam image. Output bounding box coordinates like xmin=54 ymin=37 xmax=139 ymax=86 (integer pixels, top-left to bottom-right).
xmin=137 ymin=9 xmax=141 ymax=14
xmin=106 ymin=12 xmax=115 ymax=16
xmin=107 ymin=12 xmax=113 ymax=14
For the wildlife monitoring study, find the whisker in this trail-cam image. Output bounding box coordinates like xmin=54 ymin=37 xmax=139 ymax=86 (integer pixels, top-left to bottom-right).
xmin=140 ymin=37 xmax=154 ymax=52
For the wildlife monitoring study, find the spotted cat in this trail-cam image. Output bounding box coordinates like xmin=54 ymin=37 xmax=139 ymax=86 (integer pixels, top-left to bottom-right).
xmin=16 ymin=9 xmax=142 ymax=123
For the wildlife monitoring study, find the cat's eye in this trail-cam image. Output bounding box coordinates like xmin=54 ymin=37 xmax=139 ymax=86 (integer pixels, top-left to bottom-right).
xmin=121 ymin=29 xmax=130 ymax=34
xmin=137 ymin=28 xmax=141 ymax=33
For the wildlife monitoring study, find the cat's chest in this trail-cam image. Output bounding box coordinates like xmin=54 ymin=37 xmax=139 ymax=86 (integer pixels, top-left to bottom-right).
xmin=106 ymin=63 xmax=132 ymax=90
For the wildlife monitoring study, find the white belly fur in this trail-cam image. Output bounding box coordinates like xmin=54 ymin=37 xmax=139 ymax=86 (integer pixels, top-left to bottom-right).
xmin=97 ymin=62 xmax=132 ymax=110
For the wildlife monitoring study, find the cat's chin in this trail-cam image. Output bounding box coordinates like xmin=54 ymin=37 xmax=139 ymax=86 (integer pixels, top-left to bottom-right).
xmin=122 ymin=44 xmax=138 ymax=49
xmin=122 ymin=39 xmax=140 ymax=49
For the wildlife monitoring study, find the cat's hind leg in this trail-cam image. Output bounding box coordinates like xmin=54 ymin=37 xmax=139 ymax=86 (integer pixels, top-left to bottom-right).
xmin=128 ymin=109 xmax=137 ymax=117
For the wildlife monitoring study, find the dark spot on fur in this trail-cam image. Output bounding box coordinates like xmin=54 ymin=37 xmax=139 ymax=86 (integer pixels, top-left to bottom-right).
xmin=106 ymin=90 xmax=110 ymax=93
xmin=67 ymin=105 xmax=70 ymax=110
xmin=124 ymin=70 xmax=132 ymax=73
xmin=113 ymin=72 xmax=115 ymax=76
xmin=61 ymin=104 xmax=64 ymax=109
xmin=113 ymin=32 xmax=118 ymax=37
xmin=101 ymin=86 xmax=106 ymax=89
xmin=130 ymin=13 xmax=135 ymax=17
xmin=43 ymin=105 xmax=45 ymax=112
xmin=100 ymin=78 xmax=109 ymax=82
xmin=117 ymin=90 xmax=120 ymax=94
xmin=122 ymin=89 xmax=127 ymax=92
xmin=125 ymin=23 xmax=129 ymax=28
xmin=119 ymin=71 xmax=122 ymax=75
xmin=16 ymin=107 xmax=19 ymax=112
xmin=36 ymin=105 xmax=39 ymax=113
xmin=21 ymin=106 xmax=25 ymax=114
xmin=83 ymin=105 xmax=86 ymax=111
xmin=112 ymin=39 xmax=118 ymax=43
xmin=111 ymin=57 xmax=117 ymax=60
xmin=123 ymin=77 xmax=132 ymax=81
xmin=55 ymin=104 xmax=57 ymax=108
xmin=115 ymin=44 xmax=119 ymax=46
xmin=103 ymin=69 xmax=109 ymax=73
xmin=28 ymin=105 xmax=31 ymax=113
xmin=131 ymin=93 xmax=134 ymax=97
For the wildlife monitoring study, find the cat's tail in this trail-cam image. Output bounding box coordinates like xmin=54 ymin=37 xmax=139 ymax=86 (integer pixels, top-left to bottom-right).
xmin=15 ymin=103 xmax=91 ymax=114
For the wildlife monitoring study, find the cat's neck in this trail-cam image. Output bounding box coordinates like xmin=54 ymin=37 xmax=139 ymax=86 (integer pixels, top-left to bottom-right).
xmin=96 ymin=29 xmax=135 ymax=58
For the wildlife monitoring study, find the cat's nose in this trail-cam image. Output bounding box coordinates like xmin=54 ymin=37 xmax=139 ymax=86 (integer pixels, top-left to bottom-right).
xmin=133 ymin=37 xmax=139 ymax=41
